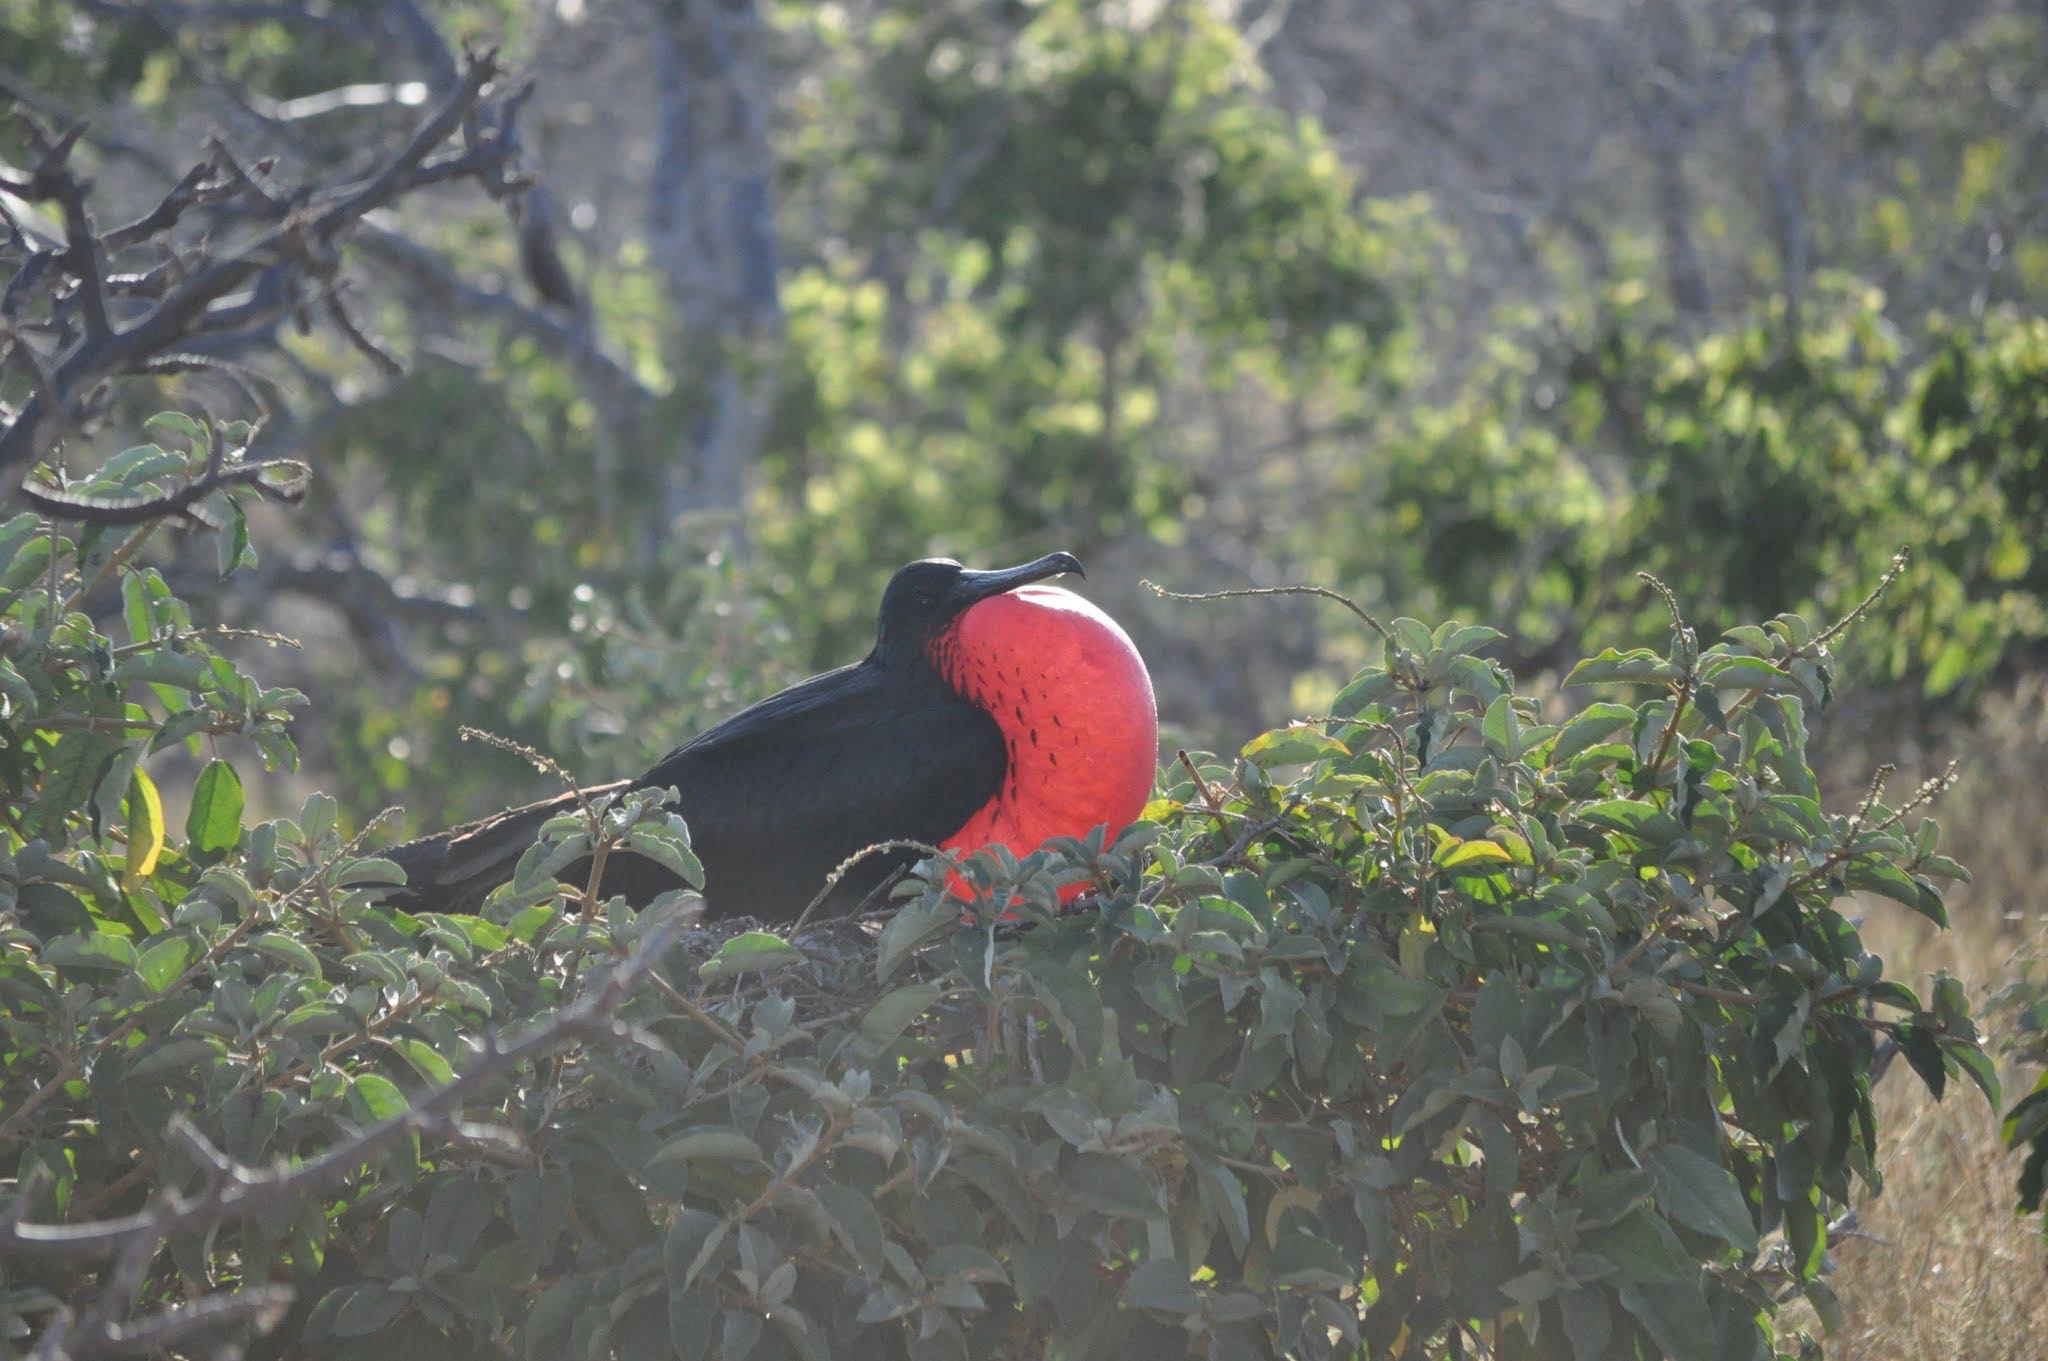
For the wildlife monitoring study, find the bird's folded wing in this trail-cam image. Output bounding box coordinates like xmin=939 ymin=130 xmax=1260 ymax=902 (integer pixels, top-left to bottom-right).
xmin=647 ymin=670 xmax=1007 ymax=899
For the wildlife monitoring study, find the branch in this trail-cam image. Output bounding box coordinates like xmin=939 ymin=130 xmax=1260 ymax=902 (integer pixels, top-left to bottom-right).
xmin=19 ymin=455 xmax=308 ymax=526
xmin=0 ymin=48 xmax=528 ymax=482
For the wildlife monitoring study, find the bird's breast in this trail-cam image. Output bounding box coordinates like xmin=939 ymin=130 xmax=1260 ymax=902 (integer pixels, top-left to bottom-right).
xmin=930 ymin=585 xmax=1158 ymax=886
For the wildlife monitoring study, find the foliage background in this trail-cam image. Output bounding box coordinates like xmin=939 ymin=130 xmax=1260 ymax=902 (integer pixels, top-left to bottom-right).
xmin=4 ymin=0 xmax=2048 ymax=1357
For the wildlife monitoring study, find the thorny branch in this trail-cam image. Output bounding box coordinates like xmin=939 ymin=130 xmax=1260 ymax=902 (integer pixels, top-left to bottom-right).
xmin=0 ymin=47 xmax=532 ymax=500
xmin=0 ymin=913 xmax=693 ymax=1361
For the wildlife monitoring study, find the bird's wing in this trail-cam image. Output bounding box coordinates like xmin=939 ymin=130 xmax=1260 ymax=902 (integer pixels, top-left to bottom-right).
xmin=640 ymin=664 xmax=1007 ymax=914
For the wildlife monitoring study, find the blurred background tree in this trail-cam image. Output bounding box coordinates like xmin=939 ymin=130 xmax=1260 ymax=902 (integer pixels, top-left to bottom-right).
xmin=4 ymin=0 xmax=2044 ymax=821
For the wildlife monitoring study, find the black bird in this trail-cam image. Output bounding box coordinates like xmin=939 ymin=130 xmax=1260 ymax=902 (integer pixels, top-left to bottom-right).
xmin=386 ymin=553 xmax=1158 ymax=921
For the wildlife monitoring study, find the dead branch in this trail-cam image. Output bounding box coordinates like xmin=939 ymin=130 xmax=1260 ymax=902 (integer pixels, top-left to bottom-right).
xmin=0 ymin=47 xmax=529 ymax=491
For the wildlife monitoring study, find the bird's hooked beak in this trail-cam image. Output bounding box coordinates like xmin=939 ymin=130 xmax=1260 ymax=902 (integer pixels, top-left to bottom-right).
xmin=946 ymin=552 xmax=1084 ymax=610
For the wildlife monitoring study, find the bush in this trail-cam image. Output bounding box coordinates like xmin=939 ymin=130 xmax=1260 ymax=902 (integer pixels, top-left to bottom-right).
xmin=1987 ymin=951 xmax=2048 ymax=1223
xmin=1322 ymin=293 xmax=2048 ymax=697
xmin=0 ymin=475 xmax=1997 ymax=1360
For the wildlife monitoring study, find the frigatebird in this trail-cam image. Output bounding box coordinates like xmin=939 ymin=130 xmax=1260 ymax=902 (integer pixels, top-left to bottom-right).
xmin=385 ymin=553 xmax=1159 ymax=921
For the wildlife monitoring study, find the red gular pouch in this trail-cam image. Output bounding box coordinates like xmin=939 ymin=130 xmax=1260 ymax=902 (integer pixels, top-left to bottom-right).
xmin=926 ymin=584 xmax=1158 ymax=916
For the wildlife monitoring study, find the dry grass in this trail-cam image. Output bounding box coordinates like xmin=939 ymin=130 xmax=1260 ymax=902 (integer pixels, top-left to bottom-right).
xmin=1782 ymin=678 xmax=2048 ymax=1358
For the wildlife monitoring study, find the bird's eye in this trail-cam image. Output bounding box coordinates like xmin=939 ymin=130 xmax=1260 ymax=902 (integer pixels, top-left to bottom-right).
xmin=914 ymin=588 xmax=935 ymax=606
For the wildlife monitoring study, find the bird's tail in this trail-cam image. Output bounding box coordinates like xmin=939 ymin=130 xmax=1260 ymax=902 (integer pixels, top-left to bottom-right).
xmin=383 ymin=779 xmax=634 ymax=915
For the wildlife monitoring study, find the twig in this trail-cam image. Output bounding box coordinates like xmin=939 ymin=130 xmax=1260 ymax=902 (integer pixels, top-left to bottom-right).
xmin=456 ymin=725 xmax=599 ymax=827
xmin=1177 ymin=749 xmax=1227 ymax=819
xmin=1790 ymin=764 xmax=1894 ymax=891
xmin=1635 ymin=572 xmax=1696 ymax=794
xmin=789 ymin=839 xmax=945 ymax=935
xmin=1813 ymin=548 xmax=1910 ymax=650
xmin=1636 ymin=571 xmax=1685 ymax=631
xmin=1142 ymin=579 xmax=1393 ymax=643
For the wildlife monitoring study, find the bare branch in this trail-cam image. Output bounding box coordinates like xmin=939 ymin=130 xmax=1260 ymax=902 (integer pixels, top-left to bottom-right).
xmin=0 ymin=47 xmax=528 ymax=484
xmin=253 ymin=80 xmax=432 ymax=123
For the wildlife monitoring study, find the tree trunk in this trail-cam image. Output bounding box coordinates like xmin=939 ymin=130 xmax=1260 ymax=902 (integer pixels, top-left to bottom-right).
xmin=644 ymin=0 xmax=784 ymax=535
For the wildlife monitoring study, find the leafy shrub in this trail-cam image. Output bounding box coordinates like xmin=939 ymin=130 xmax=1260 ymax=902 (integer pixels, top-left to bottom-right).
xmin=1987 ymin=954 xmax=2048 ymax=1222
xmin=1 ymin=471 xmax=1995 ymax=1361
xmin=1323 ymin=292 xmax=2048 ymax=696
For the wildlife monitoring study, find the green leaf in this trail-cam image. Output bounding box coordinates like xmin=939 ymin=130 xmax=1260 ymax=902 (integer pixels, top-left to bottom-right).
xmin=1064 ymin=1153 xmax=1164 ymax=1219
xmin=1480 ymin=694 xmax=1520 ymax=759
xmin=45 ymin=931 xmax=140 ymax=975
xmin=215 ymin=494 xmax=254 ymax=576
xmin=89 ymin=444 xmax=189 ymax=495
xmin=249 ymin=932 xmax=322 ymax=978
xmin=128 ymin=1036 xmax=222 ymax=1079
xmin=1618 ymin=1281 xmax=1716 ymax=1361
xmin=333 ymin=857 xmax=406 ymax=888
xmin=875 ymin=897 xmax=958 ymax=981
xmin=1896 ymin=1024 xmax=1946 ymax=1101
xmin=1581 ymin=1210 xmax=1692 ymax=1285
xmin=698 ymin=930 xmax=803 ymax=981
xmin=1548 ymin=702 xmax=1638 ymax=767
xmin=0 ymin=523 xmax=58 ymax=594
xmin=30 ymin=730 xmax=118 ymax=836
xmin=0 ymin=512 xmax=39 ymax=579
xmin=2004 ymin=1080 xmax=2048 ymax=1148
xmin=1330 ymin=670 xmax=1402 ymax=716
xmin=1945 ymin=1038 xmax=2002 ymax=1110
xmin=122 ymin=570 xmax=155 ymax=647
xmin=282 ymin=1002 xmax=358 ymax=1040
xmin=1783 ymin=1184 xmax=1825 ymax=1279
xmin=1242 ymin=724 xmax=1348 ymax=766
xmin=1391 ymin=617 xmax=1434 ymax=656
xmin=185 ymin=757 xmax=244 ymax=855
xmin=1843 ymin=858 xmax=1947 ymax=926
xmin=143 ymin=410 xmax=208 ymax=452
xmin=1446 ymin=653 xmax=1508 ymax=701
xmin=1697 ymin=655 xmax=1792 ymax=692
xmin=1122 ymin=1258 xmax=1200 ymax=1315
xmin=664 ymin=1211 xmax=730 ymax=1305
xmin=390 ymin=1036 xmax=457 ymax=1087
xmin=348 ymin=1072 xmax=409 ymax=1123
xmin=1916 ymin=853 xmax=1971 ymax=883
xmin=647 ymin=1128 xmax=765 ymax=1171
xmin=1565 ymin=648 xmax=1683 ymax=687
xmin=1579 ymin=799 xmax=1682 ymax=846
xmin=1437 ymin=622 xmax=1505 ymax=654
xmin=858 ymin=982 xmax=943 ymax=1053
xmin=1559 ymin=1288 xmax=1613 ymax=1361
xmin=122 ymin=767 xmax=166 ymax=886
xmin=816 ymin=1180 xmax=887 ymax=1278
xmin=1647 ymin=1144 xmax=1758 ymax=1253
xmin=623 ymin=821 xmax=704 ymax=887
xmin=1434 ymin=839 xmax=1514 ymax=870
xmin=136 ymin=936 xmax=195 ymax=994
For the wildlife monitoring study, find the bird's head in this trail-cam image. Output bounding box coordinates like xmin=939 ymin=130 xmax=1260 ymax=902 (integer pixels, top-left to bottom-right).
xmin=874 ymin=552 xmax=1084 ymax=662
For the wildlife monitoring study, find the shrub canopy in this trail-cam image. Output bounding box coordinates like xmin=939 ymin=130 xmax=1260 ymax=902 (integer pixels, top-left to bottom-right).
xmin=0 ymin=485 xmax=1998 ymax=1360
